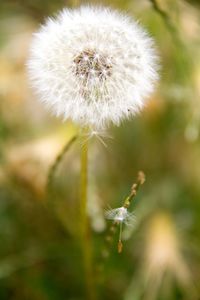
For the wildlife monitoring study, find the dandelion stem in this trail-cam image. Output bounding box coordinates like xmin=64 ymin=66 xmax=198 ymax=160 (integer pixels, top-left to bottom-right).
xmin=80 ymin=128 xmax=96 ymax=300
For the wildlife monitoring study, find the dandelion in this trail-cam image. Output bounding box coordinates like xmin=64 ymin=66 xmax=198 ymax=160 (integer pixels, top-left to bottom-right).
xmin=27 ymin=6 xmax=159 ymax=130
xmin=27 ymin=5 xmax=156 ymax=296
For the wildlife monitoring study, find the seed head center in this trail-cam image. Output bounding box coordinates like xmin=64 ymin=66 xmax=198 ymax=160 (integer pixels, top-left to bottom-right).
xmin=73 ymin=49 xmax=112 ymax=81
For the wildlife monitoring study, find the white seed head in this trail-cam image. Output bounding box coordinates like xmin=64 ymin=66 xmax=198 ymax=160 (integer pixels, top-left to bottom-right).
xmin=27 ymin=6 xmax=159 ymax=129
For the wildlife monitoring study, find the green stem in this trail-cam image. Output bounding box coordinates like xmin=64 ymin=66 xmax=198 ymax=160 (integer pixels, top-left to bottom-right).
xmin=149 ymin=0 xmax=182 ymax=47
xmin=46 ymin=135 xmax=78 ymax=195
xmin=80 ymin=129 xmax=96 ymax=300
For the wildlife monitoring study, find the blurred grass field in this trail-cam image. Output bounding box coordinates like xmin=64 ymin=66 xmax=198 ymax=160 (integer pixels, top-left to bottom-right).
xmin=0 ymin=0 xmax=200 ymax=299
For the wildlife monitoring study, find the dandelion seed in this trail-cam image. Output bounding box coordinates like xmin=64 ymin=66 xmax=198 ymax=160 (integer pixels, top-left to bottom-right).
xmin=118 ymin=239 xmax=123 ymax=254
xmin=105 ymin=206 xmax=132 ymax=253
xmin=80 ymin=128 xmax=113 ymax=147
xmin=105 ymin=207 xmax=131 ymax=224
xmin=27 ymin=6 xmax=159 ymax=130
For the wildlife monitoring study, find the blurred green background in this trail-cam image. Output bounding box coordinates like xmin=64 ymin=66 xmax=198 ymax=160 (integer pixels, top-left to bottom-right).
xmin=0 ymin=0 xmax=200 ymax=299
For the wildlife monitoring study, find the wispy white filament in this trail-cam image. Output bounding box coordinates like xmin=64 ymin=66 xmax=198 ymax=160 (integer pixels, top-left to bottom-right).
xmin=27 ymin=6 xmax=159 ymax=129
xmin=105 ymin=207 xmax=130 ymax=224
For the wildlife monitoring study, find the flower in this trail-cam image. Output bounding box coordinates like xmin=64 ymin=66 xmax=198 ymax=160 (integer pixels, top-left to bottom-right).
xmin=27 ymin=6 xmax=159 ymax=129
xmin=105 ymin=207 xmax=130 ymax=224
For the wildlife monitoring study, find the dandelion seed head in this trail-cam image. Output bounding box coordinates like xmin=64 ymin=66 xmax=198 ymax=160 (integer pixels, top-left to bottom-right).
xmin=27 ymin=6 xmax=159 ymax=129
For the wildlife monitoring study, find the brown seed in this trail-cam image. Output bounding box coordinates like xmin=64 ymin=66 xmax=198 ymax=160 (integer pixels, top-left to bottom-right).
xmin=118 ymin=240 xmax=123 ymax=253
xmin=73 ymin=49 xmax=112 ymax=80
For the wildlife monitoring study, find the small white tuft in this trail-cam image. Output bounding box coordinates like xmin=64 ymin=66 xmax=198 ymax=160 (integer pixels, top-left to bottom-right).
xmin=105 ymin=207 xmax=130 ymax=224
xmin=27 ymin=6 xmax=159 ymax=129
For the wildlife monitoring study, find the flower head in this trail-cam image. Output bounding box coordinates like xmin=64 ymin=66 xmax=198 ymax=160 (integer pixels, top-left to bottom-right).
xmin=27 ymin=6 xmax=159 ymax=129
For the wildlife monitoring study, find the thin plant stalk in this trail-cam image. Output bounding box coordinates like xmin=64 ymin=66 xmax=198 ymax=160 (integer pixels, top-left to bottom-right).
xmin=80 ymin=128 xmax=96 ymax=300
xmin=46 ymin=135 xmax=78 ymax=195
